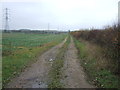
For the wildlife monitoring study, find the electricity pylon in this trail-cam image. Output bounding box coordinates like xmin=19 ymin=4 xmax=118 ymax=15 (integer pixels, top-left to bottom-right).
xmin=4 ymin=8 xmax=9 ymax=32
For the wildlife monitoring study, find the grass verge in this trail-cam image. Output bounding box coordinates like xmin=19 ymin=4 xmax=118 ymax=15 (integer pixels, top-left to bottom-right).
xmin=48 ymin=35 xmax=70 ymax=88
xmin=3 ymin=36 xmax=66 ymax=87
xmin=73 ymin=38 xmax=119 ymax=88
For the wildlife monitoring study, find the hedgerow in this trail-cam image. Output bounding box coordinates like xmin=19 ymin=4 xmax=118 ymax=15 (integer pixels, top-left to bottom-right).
xmin=71 ymin=25 xmax=119 ymax=76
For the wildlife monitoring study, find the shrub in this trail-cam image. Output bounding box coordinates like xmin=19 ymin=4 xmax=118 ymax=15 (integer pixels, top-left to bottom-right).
xmin=71 ymin=24 xmax=119 ymax=76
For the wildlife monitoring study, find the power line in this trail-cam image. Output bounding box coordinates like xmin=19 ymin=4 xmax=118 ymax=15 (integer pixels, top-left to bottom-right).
xmin=58 ymin=25 xmax=59 ymax=31
xmin=48 ymin=23 xmax=50 ymax=30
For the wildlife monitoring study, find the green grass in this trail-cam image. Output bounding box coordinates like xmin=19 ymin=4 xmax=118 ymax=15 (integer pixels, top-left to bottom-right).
xmin=2 ymin=33 xmax=66 ymax=52
xmin=73 ymin=38 xmax=119 ymax=88
xmin=48 ymin=35 xmax=70 ymax=88
xmin=2 ymin=32 xmax=67 ymax=87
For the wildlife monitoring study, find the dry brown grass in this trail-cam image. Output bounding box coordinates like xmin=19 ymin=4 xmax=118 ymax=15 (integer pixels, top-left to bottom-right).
xmin=74 ymin=38 xmax=119 ymax=88
xmin=79 ymin=39 xmax=117 ymax=72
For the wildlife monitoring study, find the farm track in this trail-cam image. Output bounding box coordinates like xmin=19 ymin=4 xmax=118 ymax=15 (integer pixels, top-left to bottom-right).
xmin=61 ymin=37 xmax=94 ymax=88
xmin=5 ymin=36 xmax=94 ymax=88
xmin=5 ymin=37 xmax=67 ymax=88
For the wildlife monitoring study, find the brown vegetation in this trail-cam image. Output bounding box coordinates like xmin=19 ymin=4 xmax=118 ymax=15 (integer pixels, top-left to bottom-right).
xmin=71 ymin=25 xmax=119 ymax=76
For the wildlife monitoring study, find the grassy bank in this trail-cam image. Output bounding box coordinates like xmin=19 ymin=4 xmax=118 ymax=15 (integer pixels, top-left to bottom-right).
xmin=73 ymin=38 xmax=119 ymax=88
xmin=48 ymin=35 xmax=70 ymax=88
xmin=3 ymin=33 xmax=67 ymax=87
xmin=71 ymin=25 xmax=119 ymax=75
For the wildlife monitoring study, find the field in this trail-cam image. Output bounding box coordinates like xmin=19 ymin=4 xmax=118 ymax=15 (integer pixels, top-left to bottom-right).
xmin=2 ymin=33 xmax=66 ymax=52
xmin=2 ymin=27 xmax=119 ymax=88
xmin=2 ymin=32 xmax=67 ymax=86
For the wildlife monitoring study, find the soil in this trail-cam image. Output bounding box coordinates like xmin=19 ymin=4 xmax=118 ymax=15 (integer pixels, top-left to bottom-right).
xmin=5 ymin=38 xmax=67 ymax=88
xmin=61 ymin=37 xmax=94 ymax=88
xmin=5 ymin=37 xmax=94 ymax=88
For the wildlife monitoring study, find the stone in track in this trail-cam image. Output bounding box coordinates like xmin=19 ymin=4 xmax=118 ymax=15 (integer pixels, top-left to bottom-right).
xmin=62 ymin=37 xmax=94 ymax=88
xmin=6 ymin=38 xmax=67 ymax=88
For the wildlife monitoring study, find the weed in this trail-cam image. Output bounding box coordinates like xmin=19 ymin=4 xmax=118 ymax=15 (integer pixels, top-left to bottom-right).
xmin=73 ymin=38 xmax=119 ymax=88
xmin=2 ymin=33 xmax=67 ymax=87
xmin=48 ymin=35 xmax=70 ymax=88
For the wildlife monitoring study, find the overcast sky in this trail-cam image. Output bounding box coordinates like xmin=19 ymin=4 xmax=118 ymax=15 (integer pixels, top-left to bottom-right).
xmin=0 ymin=0 xmax=119 ymax=31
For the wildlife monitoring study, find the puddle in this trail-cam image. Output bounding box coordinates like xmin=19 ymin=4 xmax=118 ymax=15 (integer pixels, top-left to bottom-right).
xmin=32 ymin=81 xmax=48 ymax=88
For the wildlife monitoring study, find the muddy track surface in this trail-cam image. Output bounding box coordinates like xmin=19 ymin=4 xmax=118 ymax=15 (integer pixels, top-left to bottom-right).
xmin=6 ymin=38 xmax=67 ymax=88
xmin=61 ymin=37 xmax=94 ymax=88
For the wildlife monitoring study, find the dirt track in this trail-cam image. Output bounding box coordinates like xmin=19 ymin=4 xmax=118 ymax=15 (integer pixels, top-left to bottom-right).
xmin=61 ymin=37 xmax=94 ymax=88
xmin=6 ymin=37 xmax=94 ymax=88
xmin=6 ymin=38 xmax=67 ymax=88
